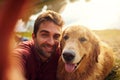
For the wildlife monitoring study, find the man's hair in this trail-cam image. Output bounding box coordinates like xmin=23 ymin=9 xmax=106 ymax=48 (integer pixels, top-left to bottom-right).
xmin=33 ymin=10 xmax=64 ymax=36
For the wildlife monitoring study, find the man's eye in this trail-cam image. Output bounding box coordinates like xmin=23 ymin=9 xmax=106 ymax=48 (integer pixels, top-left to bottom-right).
xmin=54 ymin=35 xmax=60 ymax=40
xmin=41 ymin=34 xmax=49 ymax=38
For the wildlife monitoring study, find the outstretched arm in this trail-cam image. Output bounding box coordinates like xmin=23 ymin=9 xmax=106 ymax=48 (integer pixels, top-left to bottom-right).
xmin=0 ymin=0 xmax=31 ymax=80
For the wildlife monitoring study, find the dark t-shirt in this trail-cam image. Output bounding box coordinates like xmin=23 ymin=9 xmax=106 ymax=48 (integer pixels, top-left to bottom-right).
xmin=13 ymin=40 xmax=61 ymax=80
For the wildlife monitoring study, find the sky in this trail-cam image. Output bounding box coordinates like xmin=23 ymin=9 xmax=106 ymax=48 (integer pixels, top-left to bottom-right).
xmin=61 ymin=0 xmax=120 ymax=30
xmin=15 ymin=0 xmax=120 ymax=32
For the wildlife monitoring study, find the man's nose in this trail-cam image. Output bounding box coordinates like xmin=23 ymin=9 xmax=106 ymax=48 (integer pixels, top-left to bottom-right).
xmin=47 ymin=37 xmax=55 ymax=46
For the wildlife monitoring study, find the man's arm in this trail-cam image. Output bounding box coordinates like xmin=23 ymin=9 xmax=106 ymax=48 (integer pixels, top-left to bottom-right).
xmin=5 ymin=48 xmax=27 ymax=80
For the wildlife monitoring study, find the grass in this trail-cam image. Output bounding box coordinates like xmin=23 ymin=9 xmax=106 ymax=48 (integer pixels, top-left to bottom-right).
xmin=94 ymin=29 xmax=120 ymax=80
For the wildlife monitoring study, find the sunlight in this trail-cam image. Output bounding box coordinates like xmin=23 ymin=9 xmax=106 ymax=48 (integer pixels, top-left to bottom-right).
xmin=61 ymin=0 xmax=120 ymax=30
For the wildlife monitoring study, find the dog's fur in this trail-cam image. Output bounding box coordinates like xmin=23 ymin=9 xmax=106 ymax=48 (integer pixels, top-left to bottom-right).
xmin=57 ymin=25 xmax=114 ymax=80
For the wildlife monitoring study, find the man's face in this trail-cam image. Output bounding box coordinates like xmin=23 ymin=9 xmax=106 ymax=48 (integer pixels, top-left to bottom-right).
xmin=33 ymin=21 xmax=62 ymax=59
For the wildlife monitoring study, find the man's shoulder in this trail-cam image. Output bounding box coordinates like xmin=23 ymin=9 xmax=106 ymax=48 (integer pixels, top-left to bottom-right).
xmin=17 ymin=40 xmax=33 ymax=48
xmin=14 ymin=40 xmax=34 ymax=55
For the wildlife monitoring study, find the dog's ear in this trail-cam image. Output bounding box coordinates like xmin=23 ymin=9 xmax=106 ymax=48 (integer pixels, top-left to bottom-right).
xmin=94 ymin=42 xmax=100 ymax=63
xmin=60 ymin=40 xmax=63 ymax=52
xmin=90 ymin=32 xmax=100 ymax=63
xmin=60 ymin=30 xmax=65 ymax=52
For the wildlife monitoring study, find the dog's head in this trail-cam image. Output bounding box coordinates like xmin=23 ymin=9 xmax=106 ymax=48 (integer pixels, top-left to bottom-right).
xmin=61 ymin=25 xmax=100 ymax=73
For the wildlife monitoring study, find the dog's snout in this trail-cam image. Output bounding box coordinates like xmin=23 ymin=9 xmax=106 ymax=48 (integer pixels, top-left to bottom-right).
xmin=62 ymin=50 xmax=75 ymax=62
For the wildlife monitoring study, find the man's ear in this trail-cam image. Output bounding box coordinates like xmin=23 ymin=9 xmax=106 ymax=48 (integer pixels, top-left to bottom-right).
xmin=32 ymin=33 xmax=35 ymax=40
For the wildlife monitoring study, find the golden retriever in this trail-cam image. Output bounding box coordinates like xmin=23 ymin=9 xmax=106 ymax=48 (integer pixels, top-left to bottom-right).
xmin=57 ymin=25 xmax=114 ymax=80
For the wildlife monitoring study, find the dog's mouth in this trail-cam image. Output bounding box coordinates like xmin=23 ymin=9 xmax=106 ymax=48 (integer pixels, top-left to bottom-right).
xmin=64 ymin=55 xmax=85 ymax=73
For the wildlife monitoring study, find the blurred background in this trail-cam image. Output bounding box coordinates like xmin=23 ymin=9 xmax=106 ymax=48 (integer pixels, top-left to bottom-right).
xmin=1 ymin=0 xmax=120 ymax=39
xmin=15 ymin=0 xmax=120 ymax=32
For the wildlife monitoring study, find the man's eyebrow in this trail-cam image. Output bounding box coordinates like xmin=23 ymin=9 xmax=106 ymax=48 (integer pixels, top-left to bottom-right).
xmin=55 ymin=33 xmax=60 ymax=36
xmin=39 ymin=30 xmax=61 ymax=35
xmin=40 ymin=30 xmax=49 ymax=33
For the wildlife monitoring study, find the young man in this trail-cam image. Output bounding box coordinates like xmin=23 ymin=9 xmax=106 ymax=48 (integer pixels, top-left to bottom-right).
xmin=11 ymin=10 xmax=64 ymax=80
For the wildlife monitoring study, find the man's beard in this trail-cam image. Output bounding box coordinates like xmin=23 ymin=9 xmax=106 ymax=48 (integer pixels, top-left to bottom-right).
xmin=35 ymin=42 xmax=57 ymax=59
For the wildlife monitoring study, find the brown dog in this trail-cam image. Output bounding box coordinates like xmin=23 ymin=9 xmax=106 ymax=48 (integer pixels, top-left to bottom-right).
xmin=57 ymin=25 xmax=114 ymax=80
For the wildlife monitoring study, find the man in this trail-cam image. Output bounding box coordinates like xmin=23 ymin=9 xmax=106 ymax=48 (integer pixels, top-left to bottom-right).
xmin=11 ymin=10 xmax=64 ymax=80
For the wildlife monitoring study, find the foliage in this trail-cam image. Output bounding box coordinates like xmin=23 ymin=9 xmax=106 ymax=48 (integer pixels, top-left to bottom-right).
xmin=16 ymin=32 xmax=32 ymax=39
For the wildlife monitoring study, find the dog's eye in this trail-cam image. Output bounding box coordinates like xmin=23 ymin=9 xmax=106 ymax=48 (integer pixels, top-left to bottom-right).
xmin=63 ymin=35 xmax=69 ymax=40
xmin=79 ymin=37 xmax=87 ymax=42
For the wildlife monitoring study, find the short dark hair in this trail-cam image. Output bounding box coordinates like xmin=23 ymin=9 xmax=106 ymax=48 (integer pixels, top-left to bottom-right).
xmin=33 ymin=10 xmax=64 ymax=37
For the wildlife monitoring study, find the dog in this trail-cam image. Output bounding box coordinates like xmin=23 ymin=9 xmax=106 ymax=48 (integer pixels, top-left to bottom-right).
xmin=57 ymin=25 xmax=114 ymax=80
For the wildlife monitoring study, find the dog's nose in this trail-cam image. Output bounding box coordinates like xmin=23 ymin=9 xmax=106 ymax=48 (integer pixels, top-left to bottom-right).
xmin=62 ymin=50 xmax=75 ymax=62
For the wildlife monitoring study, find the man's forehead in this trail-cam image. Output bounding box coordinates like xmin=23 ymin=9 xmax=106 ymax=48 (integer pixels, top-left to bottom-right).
xmin=39 ymin=22 xmax=62 ymax=33
xmin=39 ymin=28 xmax=61 ymax=35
